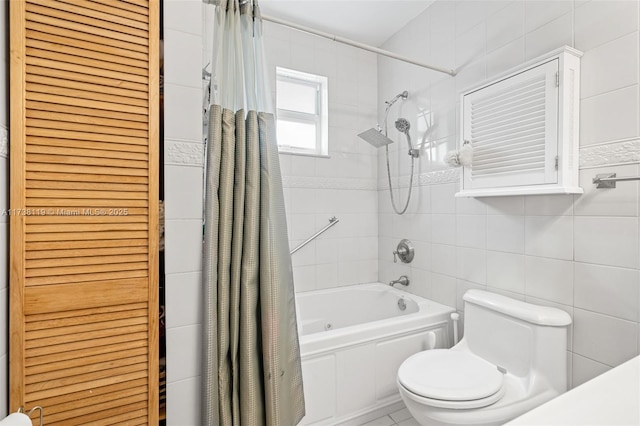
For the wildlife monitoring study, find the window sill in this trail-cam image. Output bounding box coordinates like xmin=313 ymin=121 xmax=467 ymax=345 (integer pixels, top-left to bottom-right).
xmin=278 ymin=150 xmax=330 ymax=159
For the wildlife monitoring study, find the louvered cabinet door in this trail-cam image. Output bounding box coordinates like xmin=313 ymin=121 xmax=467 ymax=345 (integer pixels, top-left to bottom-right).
xmin=462 ymin=59 xmax=559 ymax=190
xmin=10 ymin=0 xmax=159 ymax=424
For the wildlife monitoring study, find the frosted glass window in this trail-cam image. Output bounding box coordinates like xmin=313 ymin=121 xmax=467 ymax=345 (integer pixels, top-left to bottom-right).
xmin=277 ymin=120 xmax=317 ymax=150
xmin=277 ymin=80 xmax=318 ymax=114
xmin=276 ymin=67 xmax=328 ymax=156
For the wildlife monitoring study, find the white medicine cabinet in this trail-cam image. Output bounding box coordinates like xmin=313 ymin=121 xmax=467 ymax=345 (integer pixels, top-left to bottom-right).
xmin=457 ymin=46 xmax=583 ymax=197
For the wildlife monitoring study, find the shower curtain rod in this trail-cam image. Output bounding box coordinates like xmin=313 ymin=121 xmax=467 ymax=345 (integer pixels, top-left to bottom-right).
xmin=261 ymin=14 xmax=457 ymax=76
xmin=202 ymin=0 xmax=457 ymax=76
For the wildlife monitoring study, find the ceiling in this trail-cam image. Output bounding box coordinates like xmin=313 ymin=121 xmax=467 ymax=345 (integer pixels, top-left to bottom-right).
xmin=259 ymin=0 xmax=434 ymax=47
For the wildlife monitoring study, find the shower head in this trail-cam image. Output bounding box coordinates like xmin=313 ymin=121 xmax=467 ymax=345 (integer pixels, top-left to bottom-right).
xmin=359 ymin=91 xmax=411 ymax=150
xmin=385 ymin=91 xmax=409 ymax=107
xmin=395 ymin=118 xmax=410 ymax=134
xmin=357 ymin=128 xmax=395 ymax=148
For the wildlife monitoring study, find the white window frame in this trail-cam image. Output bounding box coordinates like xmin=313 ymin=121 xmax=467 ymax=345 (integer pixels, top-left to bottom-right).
xmin=276 ymin=67 xmax=328 ymax=157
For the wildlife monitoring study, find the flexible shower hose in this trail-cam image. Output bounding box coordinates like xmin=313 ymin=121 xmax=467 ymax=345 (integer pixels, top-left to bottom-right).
xmin=385 ymin=144 xmax=415 ymax=215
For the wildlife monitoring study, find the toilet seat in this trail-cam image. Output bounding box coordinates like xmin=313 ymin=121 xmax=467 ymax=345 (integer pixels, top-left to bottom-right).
xmin=397 ymin=349 xmax=505 ymax=409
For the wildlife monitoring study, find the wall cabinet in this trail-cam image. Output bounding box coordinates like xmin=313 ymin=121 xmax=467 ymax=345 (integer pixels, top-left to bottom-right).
xmin=457 ymin=46 xmax=583 ymax=197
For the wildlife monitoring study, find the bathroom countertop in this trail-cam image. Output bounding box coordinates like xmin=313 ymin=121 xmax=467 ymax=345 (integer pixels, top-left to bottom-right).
xmin=507 ymin=355 xmax=640 ymax=425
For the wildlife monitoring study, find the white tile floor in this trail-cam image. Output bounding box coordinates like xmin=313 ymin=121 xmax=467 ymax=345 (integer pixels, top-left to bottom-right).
xmin=359 ymin=407 xmax=419 ymax=426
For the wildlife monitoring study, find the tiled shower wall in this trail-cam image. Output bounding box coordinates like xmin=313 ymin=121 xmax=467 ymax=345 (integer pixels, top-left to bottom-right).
xmin=378 ymin=0 xmax=640 ymax=389
xmin=164 ymin=0 xmax=204 ymax=424
xmin=0 ymin=0 xmax=8 ymax=418
xmin=263 ymin=22 xmax=380 ymax=293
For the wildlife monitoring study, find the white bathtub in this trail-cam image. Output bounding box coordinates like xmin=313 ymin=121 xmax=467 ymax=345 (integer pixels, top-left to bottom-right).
xmin=296 ymin=283 xmax=455 ymax=426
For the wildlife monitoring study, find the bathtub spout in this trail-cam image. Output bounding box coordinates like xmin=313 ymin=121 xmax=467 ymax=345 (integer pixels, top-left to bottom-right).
xmin=389 ymin=275 xmax=410 ymax=287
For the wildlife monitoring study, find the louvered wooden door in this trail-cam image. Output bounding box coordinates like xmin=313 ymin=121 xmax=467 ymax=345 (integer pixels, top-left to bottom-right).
xmin=9 ymin=0 xmax=159 ymax=424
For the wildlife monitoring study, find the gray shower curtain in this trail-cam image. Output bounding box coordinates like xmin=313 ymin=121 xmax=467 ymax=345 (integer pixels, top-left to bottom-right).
xmin=202 ymin=1 xmax=305 ymax=425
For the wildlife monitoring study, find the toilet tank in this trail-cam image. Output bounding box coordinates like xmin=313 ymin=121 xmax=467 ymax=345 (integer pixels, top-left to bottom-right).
xmin=462 ymin=290 xmax=571 ymax=391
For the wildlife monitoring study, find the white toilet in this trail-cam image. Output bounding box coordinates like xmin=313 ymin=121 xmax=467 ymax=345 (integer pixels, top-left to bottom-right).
xmin=397 ymin=290 xmax=572 ymax=426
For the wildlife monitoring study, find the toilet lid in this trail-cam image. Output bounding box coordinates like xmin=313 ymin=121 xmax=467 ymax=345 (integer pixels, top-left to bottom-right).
xmin=398 ymin=349 xmax=504 ymax=401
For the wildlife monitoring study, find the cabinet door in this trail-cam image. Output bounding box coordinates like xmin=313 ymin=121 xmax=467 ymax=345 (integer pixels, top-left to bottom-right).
xmin=9 ymin=0 xmax=159 ymax=424
xmin=462 ymin=59 xmax=559 ymax=190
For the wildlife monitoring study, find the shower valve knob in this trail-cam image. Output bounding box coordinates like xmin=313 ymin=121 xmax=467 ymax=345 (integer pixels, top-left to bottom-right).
xmin=393 ymin=247 xmax=406 ymax=263
xmin=393 ymin=239 xmax=414 ymax=264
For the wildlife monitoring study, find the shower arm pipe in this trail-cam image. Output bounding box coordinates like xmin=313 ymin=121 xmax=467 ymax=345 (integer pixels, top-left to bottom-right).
xmin=202 ymin=0 xmax=456 ymax=76
xmin=261 ymin=14 xmax=456 ymax=76
xmin=290 ymin=217 xmax=339 ymax=255
xmin=380 ymin=91 xmax=406 ymax=131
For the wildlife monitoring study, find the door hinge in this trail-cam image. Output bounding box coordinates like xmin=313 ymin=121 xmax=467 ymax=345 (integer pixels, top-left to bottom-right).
xmin=555 ymin=72 xmax=560 ymax=87
xmin=555 ymin=155 xmax=559 ymax=170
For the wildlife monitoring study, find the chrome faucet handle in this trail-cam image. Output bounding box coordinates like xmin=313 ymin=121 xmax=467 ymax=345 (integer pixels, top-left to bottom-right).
xmin=393 ymin=239 xmax=414 ymax=264
xmin=393 ymin=246 xmax=407 ymax=263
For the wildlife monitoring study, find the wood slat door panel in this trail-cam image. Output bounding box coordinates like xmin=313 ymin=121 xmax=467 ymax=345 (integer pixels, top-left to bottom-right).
xmin=10 ymin=0 xmax=159 ymax=424
xmin=26 ymin=33 xmax=151 ymax=66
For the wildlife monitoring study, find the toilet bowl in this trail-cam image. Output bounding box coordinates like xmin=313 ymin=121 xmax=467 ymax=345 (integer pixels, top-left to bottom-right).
xmin=397 ymin=290 xmax=572 ymax=426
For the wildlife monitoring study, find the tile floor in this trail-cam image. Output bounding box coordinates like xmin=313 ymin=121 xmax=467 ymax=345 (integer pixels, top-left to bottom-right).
xmin=359 ymin=407 xmax=419 ymax=426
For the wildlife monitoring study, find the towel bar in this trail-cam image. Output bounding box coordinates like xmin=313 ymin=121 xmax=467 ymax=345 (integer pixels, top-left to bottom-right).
xmin=290 ymin=216 xmax=339 ymax=255
xmin=593 ymin=173 xmax=640 ymax=188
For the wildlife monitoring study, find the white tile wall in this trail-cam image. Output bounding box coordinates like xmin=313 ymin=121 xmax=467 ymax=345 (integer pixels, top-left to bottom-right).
xmin=572 ymin=353 xmax=611 ymax=387
xmin=487 ymin=214 xmax=524 ymax=253
xmin=487 ymin=37 xmax=525 ymax=76
xmin=574 ymin=0 xmax=639 ymax=51
xmin=456 ymin=215 xmax=486 ymax=249
xmin=486 ymin=1 xmax=524 ymax=53
xmin=165 ymin=272 xmax=203 ymax=328
xmin=431 ymin=244 xmax=457 ymax=277
xmin=164 ymin=165 xmax=203 ymax=220
xmin=166 ymin=376 xmax=202 ymax=426
xmin=379 ymin=0 xmax=640 ymax=389
xmin=580 ymin=85 xmax=639 ymax=146
xmin=166 ymin=324 xmax=202 ymax=383
xmin=431 ymin=214 xmax=456 ymax=245
xmin=431 ymin=273 xmax=457 ymax=308
xmin=263 ymin=22 xmax=379 ymax=293
xmin=524 ymin=257 xmax=574 ymax=305
xmin=573 ymin=308 xmax=638 ymax=367
xmin=574 ymin=263 xmax=640 ymax=322
xmin=164 ymin=1 xmax=204 ymax=423
xmin=525 ymin=12 xmax=573 ymax=60
xmin=485 ymin=195 xmax=524 ymax=215
xmin=524 ymin=215 xmax=574 ymax=260
xmin=581 ymin=32 xmax=638 ymax=99
xmin=456 ymin=247 xmax=486 ymax=285
xmin=486 ymin=251 xmax=525 ymax=294
xmin=455 ymin=1 xmax=487 ymax=36
xmin=524 ymin=0 xmax=573 ymax=34
xmin=574 ymin=216 xmax=639 ymax=268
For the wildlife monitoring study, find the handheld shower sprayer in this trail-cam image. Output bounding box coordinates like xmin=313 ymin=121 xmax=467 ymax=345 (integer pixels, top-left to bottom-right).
xmin=395 ymin=117 xmax=410 ymax=133
xmin=395 ymin=118 xmax=419 ymax=158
